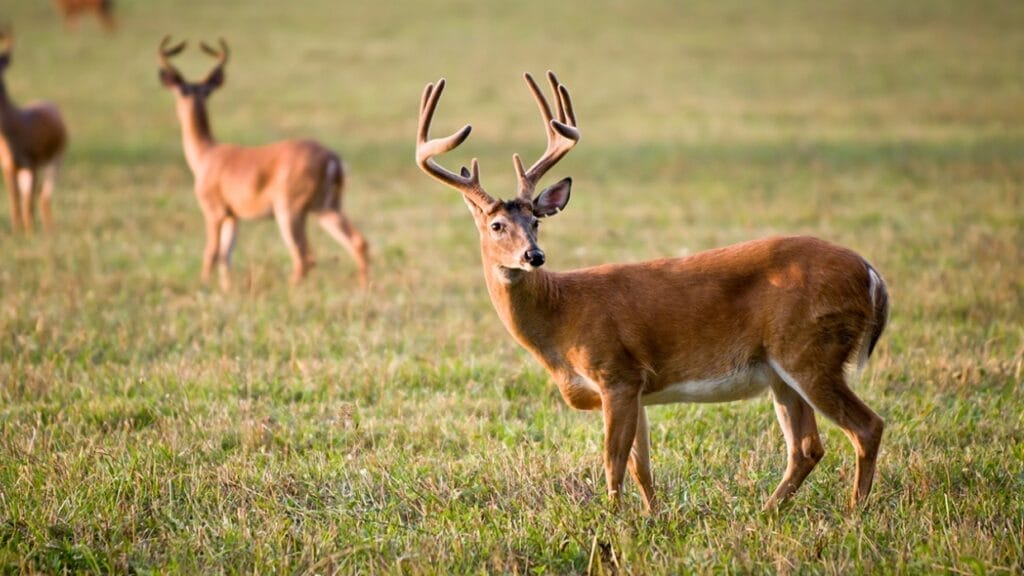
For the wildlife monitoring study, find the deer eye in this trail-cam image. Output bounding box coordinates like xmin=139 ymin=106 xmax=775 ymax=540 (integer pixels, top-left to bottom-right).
xmin=531 ymin=219 xmax=539 ymax=230
xmin=490 ymin=221 xmax=504 ymax=232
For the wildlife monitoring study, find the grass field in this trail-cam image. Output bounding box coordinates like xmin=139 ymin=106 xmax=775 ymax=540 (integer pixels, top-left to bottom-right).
xmin=1 ymin=0 xmax=1022 ymax=573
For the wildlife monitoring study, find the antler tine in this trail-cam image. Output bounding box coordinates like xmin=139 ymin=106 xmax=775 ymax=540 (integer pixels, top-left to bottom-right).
xmin=200 ymin=38 xmax=229 ymax=66
xmin=158 ymin=35 xmax=186 ymax=69
xmin=515 ymin=71 xmax=580 ymax=201
xmin=548 ymin=72 xmax=567 ymax=123
xmin=524 ymin=72 xmax=554 ymax=126
xmin=415 ymin=79 xmax=496 ymax=210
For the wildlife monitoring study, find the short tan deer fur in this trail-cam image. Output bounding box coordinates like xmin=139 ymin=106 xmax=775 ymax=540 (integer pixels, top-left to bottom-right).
xmin=53 ymin=0 xmax=116 ymax=32
xmin=158 ymin=37 xmax=369 ymax=289
xmin=416 ymin=72 xmax=889 ymax=512
xmin=0 ymin=28 xmax=67 ymax=234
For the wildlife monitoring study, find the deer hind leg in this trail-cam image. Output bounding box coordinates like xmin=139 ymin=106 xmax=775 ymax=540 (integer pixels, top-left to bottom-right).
xmin=295 ymin=217 xmax=311 ymax=272
xmin=294 ymin=206 xmax=317 ymax=272
xmin=764 ymin=375 xmax=824 ymax=510
xmin=275 ymin=210 xmax=309 ymax=285
xmin=769 ymin=359 xmax=884 ymax=509
xmin=217 ymin=217 xmax=237 ymax=291
xmin=17 ymin=168 xmax=35 ymax=234
xmin=317 ymin=211 xmax=370 ymax=287
xmin=300 ymin=224 xmax=316 ymax=269
xmin=39 ymin=162 xmax=59 ymax=233
xmin=627 ymin=405 xmax=657 ymax=512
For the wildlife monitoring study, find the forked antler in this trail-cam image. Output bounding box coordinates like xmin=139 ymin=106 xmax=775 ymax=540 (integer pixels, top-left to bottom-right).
xmin=159 ymin=36 xmax=228 ymax=81
xmin=158 ymin=35 xmax=186 ymax=71
xmin=200 ymin=38 xmax=230 ymax=75
xmin=513 ymin=71 xmax=580 ymax=201
xmin=416 ymin=79 xmax=496 ymax=211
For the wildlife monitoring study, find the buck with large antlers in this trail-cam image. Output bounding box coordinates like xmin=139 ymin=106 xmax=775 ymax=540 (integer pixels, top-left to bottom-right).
xmin=158 ymin=37 xmax=369 ymax=288
xmin=416 ymin=72 xmax=889 ymax=512
xmin=0 ymin=28 xmax=67 ymax=234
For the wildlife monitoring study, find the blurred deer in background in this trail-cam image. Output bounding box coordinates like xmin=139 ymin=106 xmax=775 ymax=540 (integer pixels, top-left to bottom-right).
xmin=157 ymin=37 xmax=370 ymax=289
xmin=53 ymin=0 xmax=116 ymax=32
xmin=0 ymin=27 xmax=67 ymax=234
xmin=416 ymin=72 xmax=888 ymax=512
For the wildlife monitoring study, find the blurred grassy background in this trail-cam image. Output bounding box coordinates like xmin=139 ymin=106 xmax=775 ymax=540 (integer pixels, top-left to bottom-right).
xmin=0 ymin=0 xmax=1022 ymax=573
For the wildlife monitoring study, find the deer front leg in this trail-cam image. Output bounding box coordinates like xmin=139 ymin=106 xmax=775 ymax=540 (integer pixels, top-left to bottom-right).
xmin=601 ymin=387 xmax=640 ymax=507
xmin=217 ymin=217 xmax=237 ymax=291
xmin=200 ymin=216 xmax=222 ymax=285
xmin=628 ymin=405 xmax=656 ymax=512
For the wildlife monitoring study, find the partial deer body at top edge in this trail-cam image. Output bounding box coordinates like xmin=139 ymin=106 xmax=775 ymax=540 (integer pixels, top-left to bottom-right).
xmin=53 ymin=0 xmax=116 ymax=32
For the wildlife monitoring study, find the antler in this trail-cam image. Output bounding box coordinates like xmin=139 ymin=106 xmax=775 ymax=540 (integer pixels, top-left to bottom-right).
xmin=416 ymin=79 xmax=496 ymax=211
xmin=200 ymin=38 xmax=229 ymax=67
xmin=513 ymin=71 xmax=580 ymax=201
xmin=200 ymin=38 xmax=229 ymax=79
xmin=158 ymin=35 xmax=186 ymax=70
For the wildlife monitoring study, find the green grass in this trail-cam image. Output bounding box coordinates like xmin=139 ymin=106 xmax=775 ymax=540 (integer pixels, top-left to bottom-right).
xmin=1 ymin=0 xmax=1022 ymax=573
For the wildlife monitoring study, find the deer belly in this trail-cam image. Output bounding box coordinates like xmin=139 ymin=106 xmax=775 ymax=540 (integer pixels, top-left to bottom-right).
xmin=641 ymin=364 xmax=772 ymax=405
xmin=232 ymin=203 xmax=274 ymax=219
xmin=224 ymin=191 xmax=274 ymax=219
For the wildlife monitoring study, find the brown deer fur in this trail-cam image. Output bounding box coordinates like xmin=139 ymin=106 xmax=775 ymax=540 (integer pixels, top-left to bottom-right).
xmin=0 ymin=30 xmax=67 ymax=234
xmin=53 ymin=0 xmax=116 ymax=32
xmin=158 ymin=37 xmax=369 ymax=288
xmin=416 ymin=72 xmax=889 ymax=512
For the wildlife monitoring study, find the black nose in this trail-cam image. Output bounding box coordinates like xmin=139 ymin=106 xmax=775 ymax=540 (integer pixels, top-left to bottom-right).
xmin=525 ymin=248 xmax=545 ymax=267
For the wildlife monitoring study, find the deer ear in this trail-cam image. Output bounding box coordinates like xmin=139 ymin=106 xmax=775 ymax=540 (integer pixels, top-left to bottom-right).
xmin=533 ymin=177 xmax=571 ymax=217
xmin=158 ymin=67 xmax=180 ymax=88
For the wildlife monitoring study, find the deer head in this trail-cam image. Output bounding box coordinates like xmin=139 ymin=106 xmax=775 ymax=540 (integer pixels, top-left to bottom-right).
xmin=416 ymin=72 xmax=579 ymax=278
xmin=157 ymin=36 xmax=229 ymax=101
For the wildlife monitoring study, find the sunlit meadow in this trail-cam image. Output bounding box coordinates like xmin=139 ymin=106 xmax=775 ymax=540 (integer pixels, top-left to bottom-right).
xmin=0 ymin=0 xmax=1021 ymax=573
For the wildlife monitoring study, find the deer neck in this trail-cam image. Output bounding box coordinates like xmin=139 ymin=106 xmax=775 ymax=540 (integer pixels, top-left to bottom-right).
xmin=0 ymin=78 xmax=14 ymax=129
xmin=483 ymin=260 xmax=566 ymax=371
xmin=175 ymin=97 xmax=216 ymax=174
